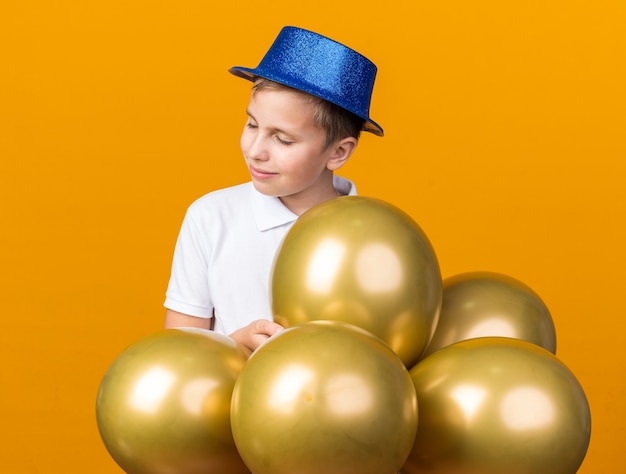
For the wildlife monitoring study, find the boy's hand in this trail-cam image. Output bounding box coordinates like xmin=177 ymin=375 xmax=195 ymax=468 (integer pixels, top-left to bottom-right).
xmin=229 ymin=319 xmax=284 ymax=354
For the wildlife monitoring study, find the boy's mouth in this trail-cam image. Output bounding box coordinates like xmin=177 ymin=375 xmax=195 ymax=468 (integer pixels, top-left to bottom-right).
xmin=250 ymin=165 xmax=278 ymax=180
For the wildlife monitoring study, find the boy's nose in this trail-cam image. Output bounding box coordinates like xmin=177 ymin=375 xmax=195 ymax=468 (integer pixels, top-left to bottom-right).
xmin=247 ymin=136 xmax=270 ymax=161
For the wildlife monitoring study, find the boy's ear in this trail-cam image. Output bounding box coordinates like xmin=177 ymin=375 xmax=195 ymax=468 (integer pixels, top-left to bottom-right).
xmin=326 ymin=137 xmax=358 ymax=171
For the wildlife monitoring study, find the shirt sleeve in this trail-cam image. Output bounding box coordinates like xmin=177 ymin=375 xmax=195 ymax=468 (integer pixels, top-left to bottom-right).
xmin=164 ymin=208 xmax=214 ymax=318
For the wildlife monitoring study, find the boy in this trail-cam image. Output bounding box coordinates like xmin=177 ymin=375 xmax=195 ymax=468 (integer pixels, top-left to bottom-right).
xmin=164 ymin=26 xmax=383 ymax=353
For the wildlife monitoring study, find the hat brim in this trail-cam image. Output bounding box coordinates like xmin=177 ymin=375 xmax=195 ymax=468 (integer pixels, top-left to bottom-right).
xmin=229 ymin=66 xmax=384 ymax=137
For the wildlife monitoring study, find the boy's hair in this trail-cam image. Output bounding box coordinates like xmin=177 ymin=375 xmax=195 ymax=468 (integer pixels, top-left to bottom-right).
xmin=252 ymin=79 xmax=364 ymax=149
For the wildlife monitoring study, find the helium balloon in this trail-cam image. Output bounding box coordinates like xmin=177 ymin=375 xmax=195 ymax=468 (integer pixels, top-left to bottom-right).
xmin=96 ymin=328 xmax=250 ymax=474
xmin=231 ymin=320 xmax=418 ymax=474
xmin=402 ymin=337 xmax=591 ymax=474
xmin=271 ymin=196 xmax=442 ymax=368
xmin=422 ymin=271 xmax=556 ymax=357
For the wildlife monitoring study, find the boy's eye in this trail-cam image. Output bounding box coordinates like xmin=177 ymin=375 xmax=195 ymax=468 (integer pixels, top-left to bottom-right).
xmin=276 ymin=136 xmax=293 ymax=146
xmin=245 ymin=122 xmax=257 ymax=129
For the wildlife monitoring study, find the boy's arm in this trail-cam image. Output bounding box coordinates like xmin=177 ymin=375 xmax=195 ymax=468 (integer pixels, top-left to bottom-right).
xmin=229 ymin=319 xmax=283 ymax=355
xmin=164 ymin=309 xmax=213 ymax=330
xmin=164 ymin=309 xmax=282 ymax=354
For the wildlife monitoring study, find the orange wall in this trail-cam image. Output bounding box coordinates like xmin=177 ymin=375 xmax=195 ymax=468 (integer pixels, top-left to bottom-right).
xmin=1 ymin=1 xmax=624 ymax=472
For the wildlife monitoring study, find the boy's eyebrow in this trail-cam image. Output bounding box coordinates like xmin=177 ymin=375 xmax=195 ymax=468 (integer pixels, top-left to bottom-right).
xmin=245 ymin=109 xmax=297 ymax=137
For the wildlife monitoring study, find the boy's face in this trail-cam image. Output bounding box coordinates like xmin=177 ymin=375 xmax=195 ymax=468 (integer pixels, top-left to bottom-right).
xmin=240 ymin=87 xmax=340 ymax=205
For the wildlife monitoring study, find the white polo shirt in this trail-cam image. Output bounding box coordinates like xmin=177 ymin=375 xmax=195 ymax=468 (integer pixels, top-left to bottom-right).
xmin=164 ymin=176 xmax=356 ymax=336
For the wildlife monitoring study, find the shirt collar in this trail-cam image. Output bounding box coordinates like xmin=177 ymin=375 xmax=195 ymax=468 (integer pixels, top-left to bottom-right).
xmin=249 ymin=176 xmax=357 ymax=231
xmin=250 ymin=185 xmax=299 ymax=231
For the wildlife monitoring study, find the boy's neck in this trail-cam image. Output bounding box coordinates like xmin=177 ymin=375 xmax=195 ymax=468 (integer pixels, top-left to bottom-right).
xmin=279 ymin=174 xmax=339 ymax=216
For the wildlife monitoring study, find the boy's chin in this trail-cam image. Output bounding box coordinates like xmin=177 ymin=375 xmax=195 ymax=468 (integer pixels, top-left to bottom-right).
xmin=251 ymin=180 xmax=281 ymax=198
